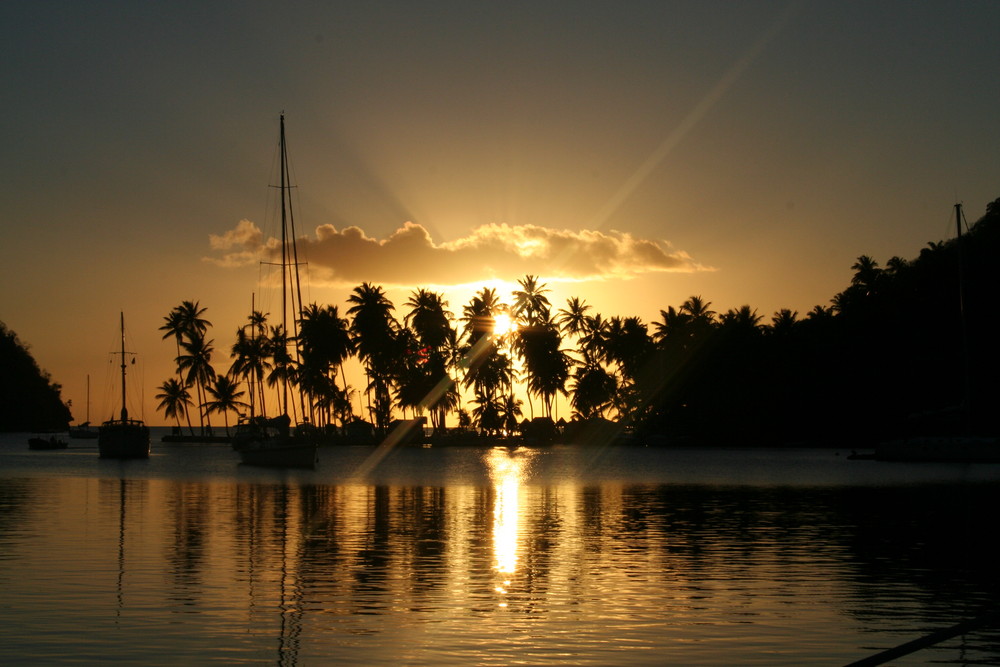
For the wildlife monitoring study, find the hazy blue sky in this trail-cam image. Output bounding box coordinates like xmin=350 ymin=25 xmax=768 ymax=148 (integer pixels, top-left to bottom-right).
xmin=2 ymin=1 xmax=998 ymax=423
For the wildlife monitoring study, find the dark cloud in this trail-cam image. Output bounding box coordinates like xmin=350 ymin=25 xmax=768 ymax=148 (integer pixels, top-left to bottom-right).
xmin=206 ymin=220 xmax=710 ymax=285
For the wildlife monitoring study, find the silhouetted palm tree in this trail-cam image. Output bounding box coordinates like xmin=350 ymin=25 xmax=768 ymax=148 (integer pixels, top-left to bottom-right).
xmin=160 ymin=309 xmax=186 ymax=363
xmin=851 ymin=255 xmax=882 ymax=296
xmin=177 ymin=300 xmax=210 ymax=339
xmin=517 ymin=310 xmax=570 ymax=419
xmin=403 ymin=288 xmax=457 ymax=431
xmin=769 ymin=309 xmax=799 ymax=336
xmin=557 ymin=297 xmax=591 ymax=338
xmin=229 ymin=310 xmax=271 ymax=418
xmin=265 ymin=324 xmax=297 ymax=419
xmin=653 ymin=306 xmax=693 ymax=350
xmin=603 ymin=315 xmax=651 ymax=384
xmin=176 ymin=332 xmax=216 ymax=433
xmin=298 ymin=303 xmax=355 ymax=425
xmin=806 ymin=305 xmax=834 ymax=321
xmin=512 ymin=274 xmax=551 ymax=326
xmin=461 ymin=286 xmax=503 ymax=344
xmin=681 ymin=295 xmax=716 ymax=340
xmin=578 ymin=313 xmax=609 ymax=365
xmin=155 ymin=378 xmax=192 ymax=435
xmin=228 ymin=316 xmax=267 ymax=418
xmin=161 ymin=301 xmax=214 ymax=433
xmin=405 ymin=289 xmax=452 ymax=348
xmin=500 ymin=394 xmax=524 ymax=434
xmin=203 ymin=376 xmax=248 ymax=436
xmin=471 ymin=390 xmax=504 ymax=435
xmin=347 ymin=282 xmax=399 ymax=430
xmin=571 ymin=361 xmax=617 ymax=420
xmin=160 ymin=307 xmax=190 ymax=431
xmin=720 ymin=305 xmax=763 ymax=335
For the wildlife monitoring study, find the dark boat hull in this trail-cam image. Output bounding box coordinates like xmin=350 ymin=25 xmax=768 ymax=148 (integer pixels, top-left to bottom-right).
xmin=98 ymin=420 xmax=150 ymax=459
xmin=232 ymin=416 xmax=319 ymax=469
xmin=162 ymin=434 xmax=231 ymax=443
xmin=234 ymin=440 xmax=318 ymax=469
xmin=28 ymin=436 xmax=68 ymax=450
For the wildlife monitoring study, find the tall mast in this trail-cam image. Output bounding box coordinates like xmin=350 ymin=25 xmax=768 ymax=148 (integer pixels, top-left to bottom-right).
xmin=276 ymin=113 xmax=307 ymax=421
xmin=249 ymin=293 xmax=256 ymax=420
xmin=279 ymin=114 xmax=289 ymax=416
xmin=956 ymin=203 xmax=971 ymax=433
xmin=119 ymin=311 xmax=128 ymax=422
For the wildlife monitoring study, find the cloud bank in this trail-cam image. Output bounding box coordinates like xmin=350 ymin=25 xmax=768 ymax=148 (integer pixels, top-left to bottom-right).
xmin=206 ymin=220 xmax=710 ymax=286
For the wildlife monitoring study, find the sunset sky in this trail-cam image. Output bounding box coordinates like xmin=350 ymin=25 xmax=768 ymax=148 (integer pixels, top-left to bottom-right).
xmin=2 ymin=1 xmax=998 ymax=425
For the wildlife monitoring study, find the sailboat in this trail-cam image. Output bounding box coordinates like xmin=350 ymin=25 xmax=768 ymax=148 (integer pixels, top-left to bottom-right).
xmin=231 ymin=114 xmax=318 ymax=469
xmin=69 ymin=374 xmax=99 ymax=439
xmin=875 ymin=203 xmax=999 ymax=462
xmin=98 ymin=313 xmax=151 ymax=459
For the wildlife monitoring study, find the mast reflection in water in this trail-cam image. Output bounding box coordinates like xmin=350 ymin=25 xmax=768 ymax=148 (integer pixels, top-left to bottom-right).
xmin=3 ymin=436 xmax=1000 ymax=665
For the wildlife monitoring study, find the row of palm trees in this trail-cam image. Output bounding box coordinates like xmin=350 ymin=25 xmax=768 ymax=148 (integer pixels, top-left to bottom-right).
xmin=153 ymin=275 xmax=841 ymax=437
xmin=153 ymin=197 xmax=1000 ymax=441
xmin=156 ymin=301 xmax=246 ymax=436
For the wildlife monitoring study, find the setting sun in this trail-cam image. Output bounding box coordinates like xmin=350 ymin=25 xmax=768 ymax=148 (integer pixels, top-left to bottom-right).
xmin=492 ymin=313 xmax=514 ymax=336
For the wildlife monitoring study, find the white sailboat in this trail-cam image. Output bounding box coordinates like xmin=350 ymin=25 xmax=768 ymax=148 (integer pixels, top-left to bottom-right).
xmin=231 ymin=113 xmax=318 ymax=469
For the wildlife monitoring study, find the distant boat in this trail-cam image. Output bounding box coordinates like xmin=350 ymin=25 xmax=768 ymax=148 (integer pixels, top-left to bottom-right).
xmin=28 ymin=435 xmax=68 ymax=450
xmin=232 ymin=416 xmax=319 ymax=469
xmin=69 ymin=374 xmax=99 ymax=439
xmin=98 ymin=313 xmax=150 ymax=459
xmin=230 ymin=113 xmax=317 ymax=469
xmin=874 ymin=203 xmax=998 ymax=461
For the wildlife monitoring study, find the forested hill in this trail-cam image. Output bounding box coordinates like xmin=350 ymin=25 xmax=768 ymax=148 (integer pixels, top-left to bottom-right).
xmin=0 ymin=321 xmax=73 ymax=431
xmin=638 ymin=197 xmax=1000 ymax=444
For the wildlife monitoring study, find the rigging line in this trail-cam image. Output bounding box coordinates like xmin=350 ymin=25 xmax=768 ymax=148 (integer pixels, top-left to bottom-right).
xmin=844 ymin=609 xmax=1000 ymax=667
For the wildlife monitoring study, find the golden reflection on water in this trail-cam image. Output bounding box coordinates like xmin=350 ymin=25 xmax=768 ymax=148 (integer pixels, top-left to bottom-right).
xmin=485 ymin=447 xmax=535 ymax=606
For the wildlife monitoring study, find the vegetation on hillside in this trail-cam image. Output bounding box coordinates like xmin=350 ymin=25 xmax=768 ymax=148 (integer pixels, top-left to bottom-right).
xmin=0 ymin=322 xmax=73 ymax=431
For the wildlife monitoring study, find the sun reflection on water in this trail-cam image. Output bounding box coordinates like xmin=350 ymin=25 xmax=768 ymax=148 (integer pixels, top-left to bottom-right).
xmin=485 ymin=447 xmax=535 ymax=606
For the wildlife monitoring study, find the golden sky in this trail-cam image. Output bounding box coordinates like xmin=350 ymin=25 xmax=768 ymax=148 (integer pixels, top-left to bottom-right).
xmin=2 ymin=1 xmax=998 ymax=424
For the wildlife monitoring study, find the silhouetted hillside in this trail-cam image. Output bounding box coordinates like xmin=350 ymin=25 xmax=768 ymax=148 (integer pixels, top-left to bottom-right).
xmin=0 ymin=321 xmax=73 ymax=431
xmin=638 ymin=198 xmax=1000 ymax=444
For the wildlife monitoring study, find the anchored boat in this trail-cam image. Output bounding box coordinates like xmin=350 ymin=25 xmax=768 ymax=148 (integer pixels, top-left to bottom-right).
xmin=98 ymin=313 xmax=150 ymax=459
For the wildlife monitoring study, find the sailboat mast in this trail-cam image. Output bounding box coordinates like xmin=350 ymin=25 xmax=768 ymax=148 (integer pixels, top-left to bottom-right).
xmin=249 ymin=293 xmax=256 ymax=420
xmin=276 ymin=113 xmax=308 ymax=422
xmin=119 ymin=311 xmax=128 ymax=422
xmin=955 ymin=202 xmax=972 ymax=433
xmin=279 ymin=114 xmax=290 ymax=416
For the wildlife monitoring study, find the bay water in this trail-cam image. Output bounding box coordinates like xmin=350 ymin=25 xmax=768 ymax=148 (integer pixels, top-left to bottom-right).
xmin=2 ymin=429 xmax=999 ymax=665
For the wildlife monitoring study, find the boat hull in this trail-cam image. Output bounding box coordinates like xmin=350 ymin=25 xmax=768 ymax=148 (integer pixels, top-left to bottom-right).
xmin=28 ymin=437 xmax=68 ymax=450
xmin=232 ymin=416 xmax=319 ymax=469
xmin=234 ymin=440 xmax=318 ymax=469
xmin=98 ymin=420 xmax=150 ymax=459
xmin=162 ymin=434 xmax=231 ymax=443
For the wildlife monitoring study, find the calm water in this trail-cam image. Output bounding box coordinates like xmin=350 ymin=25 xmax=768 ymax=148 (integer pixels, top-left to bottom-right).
xmin=2 ymin=430 xmax=1000 ymax=665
